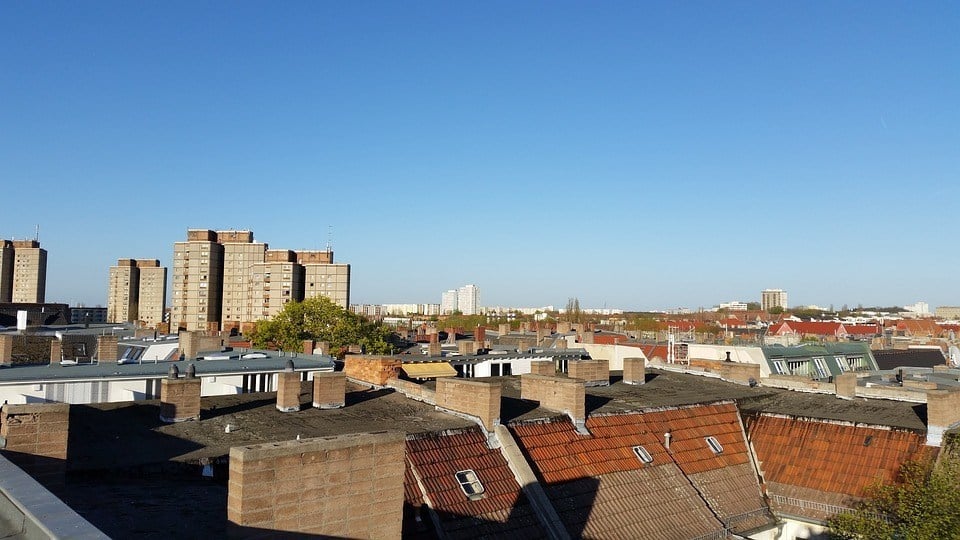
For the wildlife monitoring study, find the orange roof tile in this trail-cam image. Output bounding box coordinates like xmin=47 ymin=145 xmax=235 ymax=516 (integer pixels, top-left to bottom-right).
xmin=746 ymin=415 xmax=931 ymax=498
xmin=405 ymin=428 xmax=545 ymax=538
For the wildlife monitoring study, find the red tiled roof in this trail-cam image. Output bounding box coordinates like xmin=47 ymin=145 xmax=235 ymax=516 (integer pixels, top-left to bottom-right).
xmin=770 ymin=321 xmax=845 ymax=336
xmin=746 ymin=415 xmax=931 ymax=498
xmin=845 ymin=324 xmax=881 ymax=336
xmin=897 ymin=319 xmax=940 ymax=336
xmin=405 ymin=428 xmax=545 ymax=538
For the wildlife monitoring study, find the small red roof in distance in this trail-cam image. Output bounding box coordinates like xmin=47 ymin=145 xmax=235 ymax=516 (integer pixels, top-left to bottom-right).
xmin=845 ymin=324 xmax=880 ymax=336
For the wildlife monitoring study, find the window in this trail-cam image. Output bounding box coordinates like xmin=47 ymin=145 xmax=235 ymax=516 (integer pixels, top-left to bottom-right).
xmin=772 ymin=361 xmax=785 ymax=375
xmin=490 ymin=364 xmax=501 ymax=376
xmin=455 ymin=470 xmax=485 ymax=500
xmin=632 ymin=445 xmax=653 ymax=464
xmin=812 ymin=357 xmax=829 ymax=378
xmin=836 ymin=356 xmax=849 ymax=372
xmin=705 ymin=436 xmax=723 ymax=454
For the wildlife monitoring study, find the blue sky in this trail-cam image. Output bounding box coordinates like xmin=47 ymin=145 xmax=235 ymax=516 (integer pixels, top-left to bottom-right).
xmin=2 ymin=2 xmax=958 ymax=311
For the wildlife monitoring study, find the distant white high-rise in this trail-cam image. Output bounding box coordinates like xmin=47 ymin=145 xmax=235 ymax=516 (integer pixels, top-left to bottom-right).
xmin=441 ymin=290 xmax=458 ymax=315
xmin=457 ymin=284 xmax=480 ymax=315
xmin=761 ymin=289 xmax=788 ymax=312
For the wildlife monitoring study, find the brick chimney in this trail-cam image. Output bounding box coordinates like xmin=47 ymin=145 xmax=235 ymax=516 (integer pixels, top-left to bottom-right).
xmin=313 ymin=372 xmax=346 ymax=409
xmin=926 ymin=388 xmax=960 ymax=447
xmin=498 ymin=323 xmax=510 ymax=336
xmin=427 ymin=342 xmax=442 ymax=357
xmin=344 ymin=356 xmax=400 ymax=387
xmin=97 ymin=335 xmax=119 ymax=362
xmin=521 ymin=375 xmax=586 ymax=432
xmin=301 ymin=340 xmax=315 ymax=355
xmin=623 ymin=357 xmax=646 ymax=385
xmin=568 ymin=359 xmax=610 ymax=387
xmin=435 ymin=378 xmax=501 ymax=432
xmin=0 ymin=403 xmax=69 ymax=486
xmin=160 ymin=365 xmax=202 ymax=423
xmin=276 ymin=360 xmax=301 ymax=412
xmin=835 ymin=372 xmax=857 ymax=400
xmin=475 ymin=326 xmax=486 ymax=345
xmin=49 ymin=339 xmax=62 ymax=365
xmin=457 ymin=340 xmax=477 ymax=356
xmin=529 ymin=360 xmax=555 ymax=376
xmin=0 ymin=335 xmax=11 ymax=366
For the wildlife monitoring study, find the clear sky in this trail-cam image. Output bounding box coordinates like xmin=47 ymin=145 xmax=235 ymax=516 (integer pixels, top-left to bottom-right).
xmin=2 ymin=2 xmax=958 ymax=311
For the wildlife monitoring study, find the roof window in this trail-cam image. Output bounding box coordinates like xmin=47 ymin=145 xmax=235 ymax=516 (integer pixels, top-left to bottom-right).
xmin=705 ymin=436 xmax=724 ymax=454
xmin=455 ymin=470 xmax=485 ymax=500
xmin=632 ymin=445 xmax=654 ymax=464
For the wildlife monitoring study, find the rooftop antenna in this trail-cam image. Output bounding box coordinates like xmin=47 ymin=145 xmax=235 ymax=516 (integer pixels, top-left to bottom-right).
xmin=326 ymin=225 xmax=333 ymax=252
xmin=35 ymin=224 xmax=40 ymax=242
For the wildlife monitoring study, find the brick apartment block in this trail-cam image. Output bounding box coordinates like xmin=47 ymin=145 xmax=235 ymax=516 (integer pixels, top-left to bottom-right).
xmin=228 ymin=431 xmax=405 ymax=539
xmin=313 ymin=372 xmax=346 ymax=409
xmin=435 ymin=378 xmax=501 ymax=432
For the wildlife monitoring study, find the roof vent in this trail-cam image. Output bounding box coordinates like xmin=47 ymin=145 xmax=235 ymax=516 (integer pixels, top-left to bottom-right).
xmin=664 ymin=432 xmax=672 ymax=451
xmin=632 ymin=445 xmax=654 ymax=464
xmin=705 ymin=436 xmax=724 ymax=454
xmin=864 ymin=435 xmax=873 ymax=447
xmin=455 ymin=470 xmax=485 ymax=501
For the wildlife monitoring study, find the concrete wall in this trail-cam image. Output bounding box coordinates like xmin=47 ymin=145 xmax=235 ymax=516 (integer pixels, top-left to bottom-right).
xmin=435 ymin=378 xmax=500 ymax=432
xmin=386 ymin=378 xmax=436 ymax=405
xmin=926 ymin=389 xmax=960 ymax=446
xmin=227 ymin=431 xmax=405 ymax=538
xmin=761 ymin=375 xmax=835 ymax=394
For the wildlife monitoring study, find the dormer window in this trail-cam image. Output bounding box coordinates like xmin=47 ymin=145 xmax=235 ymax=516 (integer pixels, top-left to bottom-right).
xmin=632 ymin=445 xmax=653 ymax=464
xmin=455 ymin=470 xmax=485 ymax=500
xmin=705 ymin=436 xmax=723 ymax=454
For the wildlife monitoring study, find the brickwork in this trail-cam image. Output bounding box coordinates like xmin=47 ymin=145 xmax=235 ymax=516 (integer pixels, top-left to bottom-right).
xmin=344 ymin=356 xmax=401 ymax=387
xmin=386 ymin=377 xmax=436 ymax=405
xmin=521 ymin=375 xmax=586 ymax=427
xmin=314 ymin=341 xmax=330 ymax=356
xmin=0 ymin=403 xmax=69 ymax=486
xmin=312 ymin=372 xmax=346 ymax=409
xmin=557 ymin=322 xmax=572 ymax=334
xmin=568 ymin=359 xmax=609 ymax=386
xmin=49 ymin=339 xmax=62 ymax=365
xmin=623 ymin=357 xmax=646 ymax=385
xmin=227 ymin=431 xmax=405 ymax=538
xmin=517 ymin=339 xmax=532 ymax=353
xmin=160 ymin=376 xmax=202 ymax=422
xmin=457 ymin=340 xmax=476 ymax=355
xmin=926 ymin=389 xmax=960 ymax=446
xmin=0 ymin=335 xmax=11 ymax=365
xmin=475 ymin=326 xmax=486 ymax=343
xmin=427 ymin=342 xmax=441 ymax=357
xmin=529 ymin=360 xmax=556 ymax=376
xmin=435 ymin=378 xmax=501 ymax=432
xmin=301 ymin=340 xmax=314 ymax=355
xmin=97 ymin=335 xmax=119 ymax=362
xmin=578 ymin=331 xmax=594 ymax=344
xmin=179 ymin=331 xmax=224 ymax=360
xmin=498 ymin=323 xmax=510 ymax=335
xmin=835 ymin=373 xmax=858 ymax=399
xmin=718 ymin=362 xmax=761 ymax=386
xmin=276 ymin=371 xmax=302 ymax=412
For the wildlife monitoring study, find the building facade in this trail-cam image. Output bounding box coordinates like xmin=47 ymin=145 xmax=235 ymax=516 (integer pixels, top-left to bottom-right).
xmin=171 ymin=230 xmax=349 ymax=333
xmin=5 ymin=240 xmax=47 ymax=304
xmin=441 ymin=289 xmax=458 ymax=315
xmin=107 ymin=259 xmax=139 ymax=323
xmin=761 ymin=289 xmax=788 ymax=312
xmin=457 ymin=284 xmax=480 ymax=315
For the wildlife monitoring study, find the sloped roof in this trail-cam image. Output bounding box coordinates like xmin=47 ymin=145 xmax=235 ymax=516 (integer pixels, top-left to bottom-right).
xmin=770 ymin=321 xmax=845 ymax=336
xmin=509 ymin=403 xmax=771 ymax=537
xmin=873 ymin=349 xmax=946 ymax=370
xmin=897 ymin=319 xmax=941 ymax=336
xmin=845 ymin=324 xmax=881 ymax=336
xmin=745 ymin=414 xmax=931 ymax=520
xmin=405 ymin=428 xmax=545 ymax=539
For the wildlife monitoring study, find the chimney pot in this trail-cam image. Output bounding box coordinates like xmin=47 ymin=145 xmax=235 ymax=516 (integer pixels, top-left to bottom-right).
xmin=186 ymin=363 xmax=197 ymax=378
xmin=168 ymin=365 xmax=180 ymax=379
xmin=284 ymin=359 xmax=295 ymax=373
xmin=664 ymin=432 xmax=672 ymax=450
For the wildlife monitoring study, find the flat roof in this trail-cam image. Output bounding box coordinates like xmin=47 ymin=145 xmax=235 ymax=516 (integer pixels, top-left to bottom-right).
xmin=0 ymin=351 xmax=335 ymax=384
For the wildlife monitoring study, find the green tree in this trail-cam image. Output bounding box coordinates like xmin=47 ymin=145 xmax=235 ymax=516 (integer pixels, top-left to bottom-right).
xmin=248 ymin=297 xmax=394 ymax=357
xmin=768 ymin=306 xmax=784 ymax=315
xmin=746 ymin=302 xmax=761 ymax=311
xmin=829 ymin=454 xmax=960 ymax=540
xmin=565 ymin=297 xmax=583 ymax=323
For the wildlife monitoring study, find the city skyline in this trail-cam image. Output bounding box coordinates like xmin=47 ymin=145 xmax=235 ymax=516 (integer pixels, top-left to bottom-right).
xmin=2 ymin=3 xmax=957 ymax=310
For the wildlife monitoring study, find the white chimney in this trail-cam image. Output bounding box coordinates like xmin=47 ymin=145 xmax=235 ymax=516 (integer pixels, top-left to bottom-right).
xmin=664 ymin=432 xmax=672 ymax=451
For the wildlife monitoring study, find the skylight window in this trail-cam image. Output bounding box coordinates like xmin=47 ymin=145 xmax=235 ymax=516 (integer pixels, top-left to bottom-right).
xmin=455 ymin=470 xmax=485 ymax=501
xmin=705 ymin=436 xmax=724 ymax=454
xmin=632 ymin=445 xmax=654 ymax=464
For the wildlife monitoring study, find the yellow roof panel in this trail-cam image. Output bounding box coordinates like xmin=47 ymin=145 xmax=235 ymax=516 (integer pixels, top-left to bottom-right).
xmin=401 ymin=362 xmax=457 ymax=379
